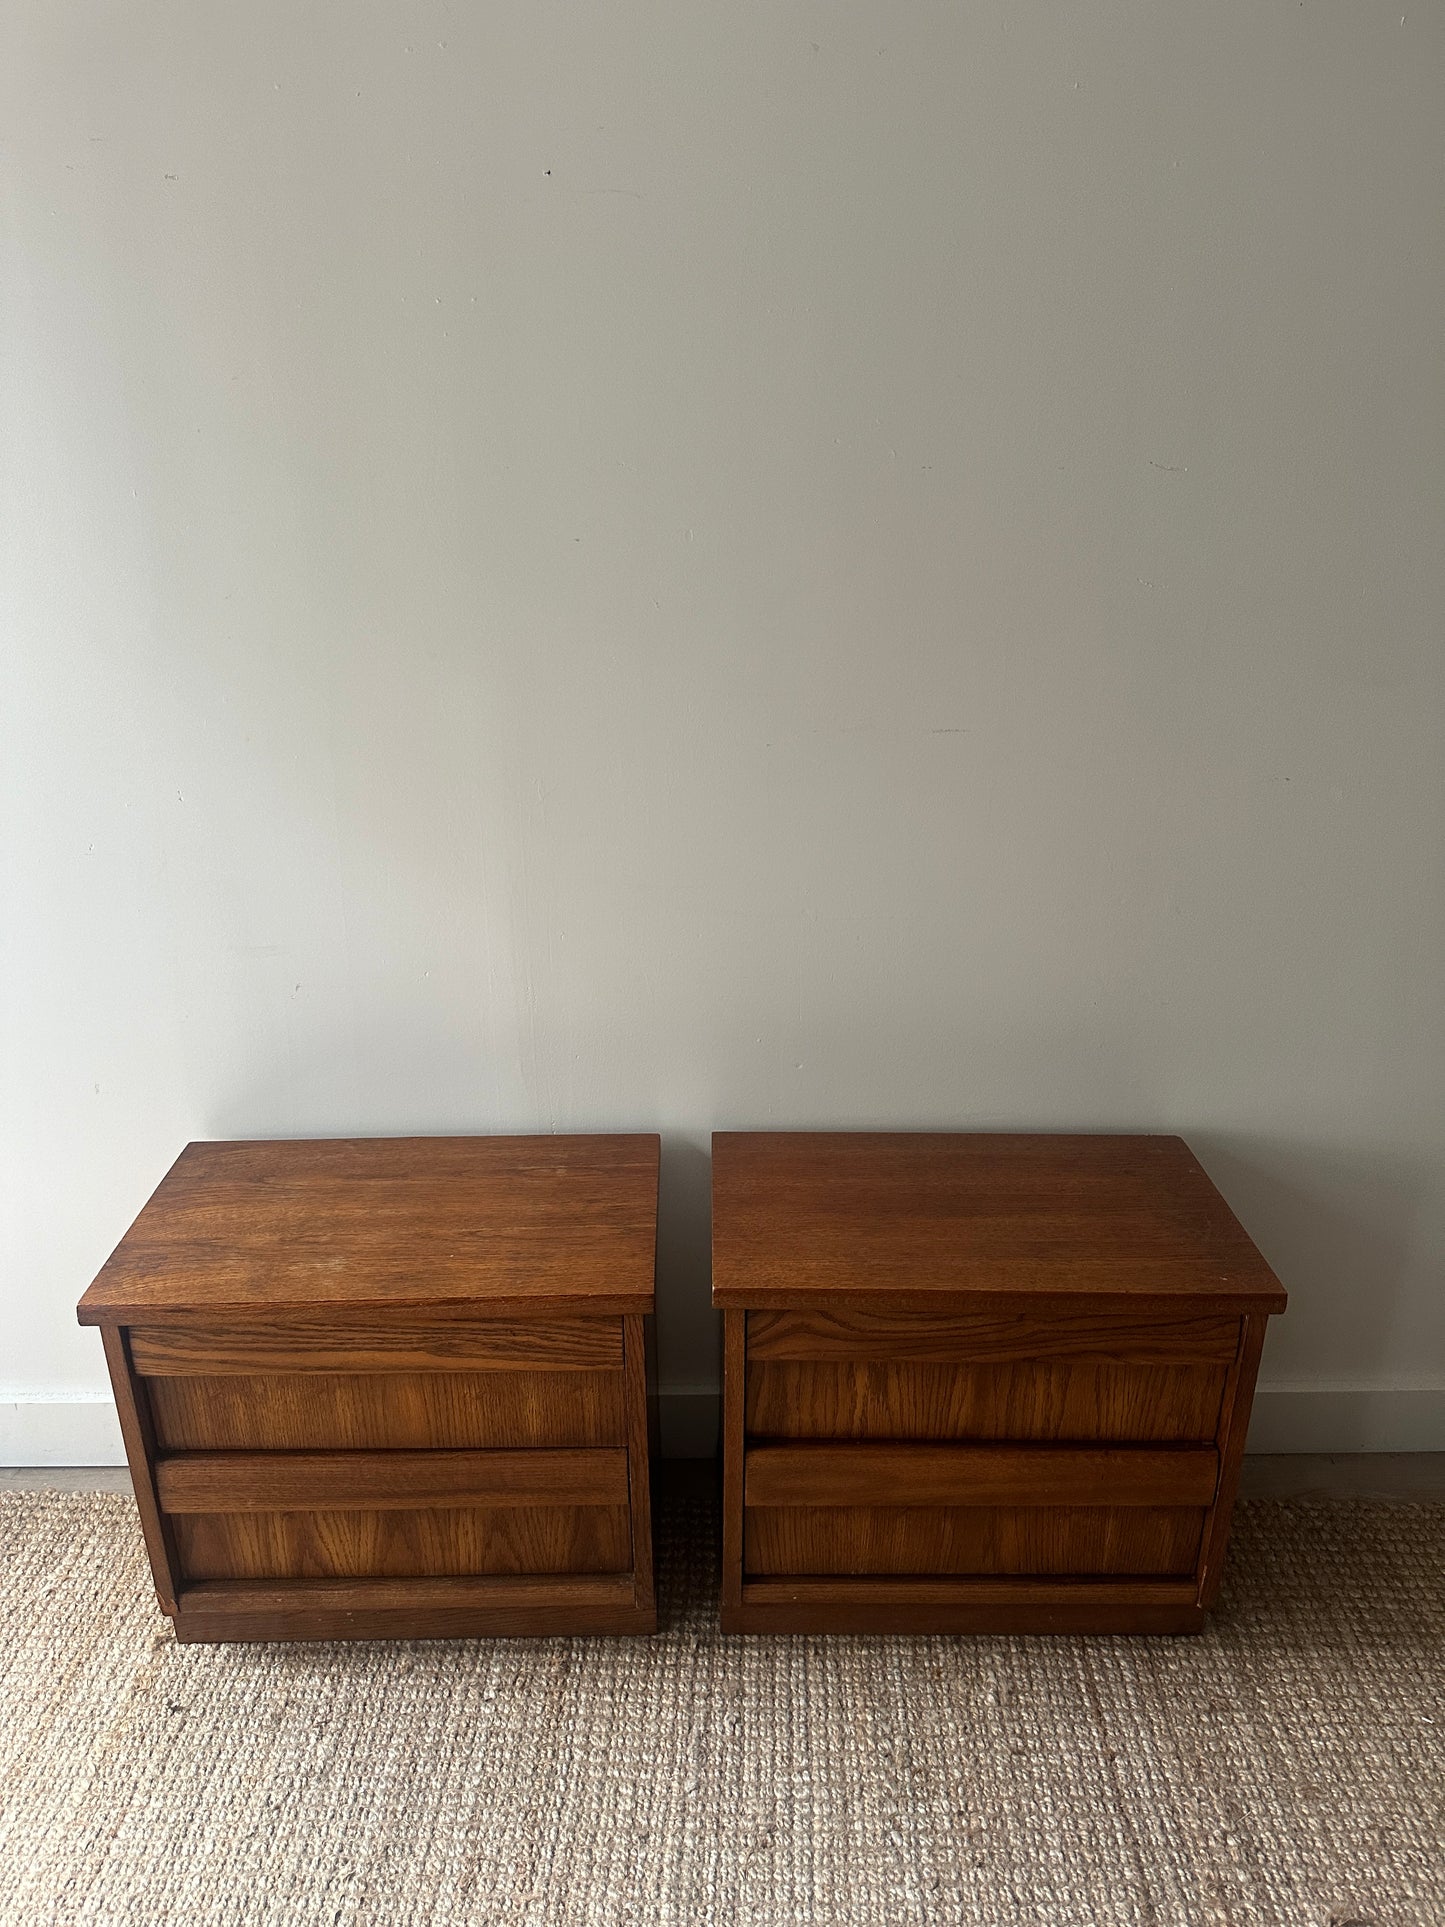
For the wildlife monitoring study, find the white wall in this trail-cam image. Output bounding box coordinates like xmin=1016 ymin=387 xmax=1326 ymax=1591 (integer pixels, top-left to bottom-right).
xmin=3 ymin=2 xmax=1442 ymax=1459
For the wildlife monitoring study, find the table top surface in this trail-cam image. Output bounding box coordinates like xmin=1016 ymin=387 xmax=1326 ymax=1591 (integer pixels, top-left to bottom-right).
xmin=78 ymin=1135 xmax=661 ymax=1323
xmin=711 ymin=1132 xmax=1286 ymax=1313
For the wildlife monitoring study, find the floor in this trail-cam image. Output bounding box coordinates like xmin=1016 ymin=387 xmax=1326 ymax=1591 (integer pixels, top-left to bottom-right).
xmin=2 ymin=1477 xmax=1441 ymax=1926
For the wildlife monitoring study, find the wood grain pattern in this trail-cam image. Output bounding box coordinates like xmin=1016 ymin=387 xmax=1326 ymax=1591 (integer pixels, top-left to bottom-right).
xmin=744 ymin=1442 xmax=1220 ymax=1510
xmin=721 ymin=1310 xmax=746 ymax=1612
xmin=130 ymin=1316 xmax=622 ymax=1375
xmin=78 ymin=1135 xmax=660 ymax=1322
xmin=78 ymin=1134 xmax=658 ymax=1639
xmin=741 ymin=1575 xmax=1199 ymax=1609
xmin=172 ymin=1573 xmax=652 ymax=1642
xmin=179 ymin=1574 xmax=638 ymax=1614
xmin=713 ymin=1130 xmax=1282 ymax=1633
xmin=747 ymin=1306 xmax=1241 ymax=1363
xmin=156 ymin=1449 xmax=629 ymax=1514
xmin=746 ymin=1358 xmax=1228 ymax=1443
xmin=713 ymin=1133 xmax=1286 ymax=1312
xmin=744 ymin=1504 xmax=1206 ymax=1577
xmin=172 ymin=1504 xmax=632 ymax=1580
xmin=726 ymin=1584 xmax=1205 ymax=1636
xmin=144 ymin=1369 xmax=625 ymax=1451
xmin=623 ymin=1315 xmax=655 ymax=1613
xmin=1198 ymin=1312 xmax=1268 ymax=1608
xmin=99 ymin=1329 xmax=180 ymax=1614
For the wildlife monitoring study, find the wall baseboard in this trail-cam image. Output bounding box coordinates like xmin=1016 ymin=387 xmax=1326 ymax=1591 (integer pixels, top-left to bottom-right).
xmin=1246 ymin=1384 xmax=1445 ymax=1454
xmin=1 ymin=1398 xmax=126 ymax=1467
xmin=3 ymin=1385 xmax=1443 ymax=1467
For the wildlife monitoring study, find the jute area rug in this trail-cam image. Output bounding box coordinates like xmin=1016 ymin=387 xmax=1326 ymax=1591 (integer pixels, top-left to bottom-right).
xmin=0 ymin=1488 xmax=1440 ymax=1927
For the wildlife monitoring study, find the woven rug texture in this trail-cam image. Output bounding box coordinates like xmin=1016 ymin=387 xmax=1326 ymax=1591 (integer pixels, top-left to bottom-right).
xmin=0 ymin=1489 xmax=1440 ymax=1927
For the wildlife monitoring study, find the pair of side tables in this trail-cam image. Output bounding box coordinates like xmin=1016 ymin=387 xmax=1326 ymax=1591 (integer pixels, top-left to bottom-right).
xmin=77 ymin=1132 xmax=1285 ymax=1645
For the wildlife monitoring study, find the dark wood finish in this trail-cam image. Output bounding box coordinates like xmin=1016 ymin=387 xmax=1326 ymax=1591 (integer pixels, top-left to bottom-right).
xmin=172 ymin=1575 xmax=650 ymax=1643
xmin=180 ymin=1574 xmax=635 ymax=1614
xmin=78 ymin=1135 xmax=659 ymax=1322
xmin=1198 ymin=1311 xmax=1268 ymax=1608
xmin=143 ymin=1370 xmax=625 ymax=1452
xmin=744 ymin=1442 xmax=1218 ymax=1511
xmin=747 ymin=1306 xmax=1241 ymax=1363
xmin=713 ymin=1133 xmax=1286 ymax=1314
xmin=623 ymin=1315 xmax=656 ymax=1616
xmin=746 ymin=1359 xmax=1228 ymax=1443
xmin=80 ymin=1134 xmax=659 ymax=1640
xmin=715 ymin=1131 xmax=1283 ymax=1634
xmin=171 ymin=1504 xmax=631 ymax=1581
xmin=745 ymin=1506 xmax=1205 ymax=1576
xmin=130 ymin=1315 xmax=622 ymax=1375
xmin=744 ymin=1575 xmax=1197 ymax=1608
xmin=99 ymin=1328 xmax=180 ymax=1613
xmin=155 ymin=1448 xmax=628 ymax=1513
xmin=728 ymin=1580 xmax=1205 ymax=1636
xmin=721 ymin=1310 xmax=746 ymax=1613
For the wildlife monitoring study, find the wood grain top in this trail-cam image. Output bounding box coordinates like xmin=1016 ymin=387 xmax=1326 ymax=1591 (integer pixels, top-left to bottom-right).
xmin=711 ymin=1132 xmax=1286 ymax=1313
xmin=78 ymin=1135 xmax=660 ymax=1323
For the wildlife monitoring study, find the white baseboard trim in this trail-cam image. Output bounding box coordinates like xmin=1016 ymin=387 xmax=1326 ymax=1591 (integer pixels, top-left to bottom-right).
xmin=1 ymin=1398 xmax=126 ymax=1467
xmin=1248 ymin=1384 xmax=1445 ymax=1454
xmin=3 ymin=1385 xmax=1442 ymax=1467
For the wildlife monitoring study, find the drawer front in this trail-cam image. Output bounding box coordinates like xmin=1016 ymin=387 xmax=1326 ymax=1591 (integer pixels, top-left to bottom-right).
xmin=745 ymin=1308 xmax=1238 ymax=1446
xmin=742 ymin=1441 xmax=1215 ymax=1578
xmin=158 ymin=1447 xmax=633 ymax=1582
xmin=130 ymin=1316 xmax=622 ymax=1375
xmin=746 ymin=1307 xmax=1241 ymax=1364
xmin=145 ymin=1369 xmax=625 ymax=1450
xmin=745 ymin=1505 xmax=1205 ymax=1577
xmin=172 ymin=1506 xmax=631 ymax=1580
xmin=747 ymin=1359 xmax=1227 ymax=1443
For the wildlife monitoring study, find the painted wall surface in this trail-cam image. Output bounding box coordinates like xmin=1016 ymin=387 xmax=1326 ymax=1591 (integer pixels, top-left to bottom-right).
xmin=3 ymin=2 xmax=1442 ymax=1455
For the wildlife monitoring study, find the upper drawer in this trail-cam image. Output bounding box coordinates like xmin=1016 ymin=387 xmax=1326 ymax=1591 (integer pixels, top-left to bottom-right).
xmin=129 ymin=1315 xmax=622 ymax=1375
xmin=746 ymin=1359 xmax=1228 ymax=1443
xmin=746 ymin=1307 xmax=1237 ymax=1445
xmin=144 ymin=1369 xmax=625 ymax=1451
xmin=747 ymin=1306 xmax=1241 ymax=1364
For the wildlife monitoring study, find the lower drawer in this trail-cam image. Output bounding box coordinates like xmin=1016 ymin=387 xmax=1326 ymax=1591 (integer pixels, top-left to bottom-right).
xmin=741 ymin=1440 xmax=1215 ymax=1579
xmin=157 ymin=1446 xmax=633 ymax=1583
xmin=172 ymin=1505 xmax=631 ymax=1580
xmin=745 ymin=1505 xmax=1205 ymax=1577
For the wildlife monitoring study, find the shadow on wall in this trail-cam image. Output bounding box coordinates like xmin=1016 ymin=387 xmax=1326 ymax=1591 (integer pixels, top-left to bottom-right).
xmin=654 ymin=1135 xmax=716 ymax=1446
xmin=1191 ymin=1134 xmax=1431 ymax=1387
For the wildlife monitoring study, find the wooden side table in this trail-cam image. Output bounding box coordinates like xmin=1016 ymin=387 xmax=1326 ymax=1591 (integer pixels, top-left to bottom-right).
xmin=78 ymin=1135 xmax=659 ymax=1643
xmin=714 ymin=1132 xmax=1285 ymax=1635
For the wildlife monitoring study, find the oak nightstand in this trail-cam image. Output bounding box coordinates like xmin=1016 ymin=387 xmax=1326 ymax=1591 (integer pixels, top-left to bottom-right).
xmin=714 ymin=1132 xmax=1285 ymax=1635
xmin=79 ymin=1135 xmax=659 ymax=1643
